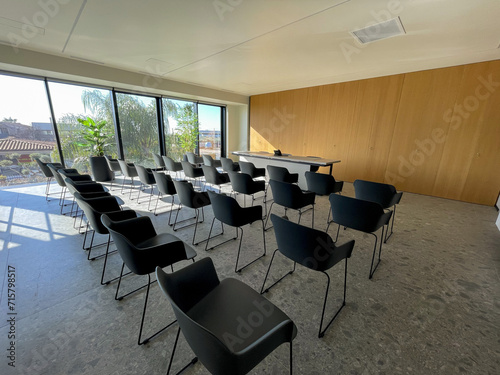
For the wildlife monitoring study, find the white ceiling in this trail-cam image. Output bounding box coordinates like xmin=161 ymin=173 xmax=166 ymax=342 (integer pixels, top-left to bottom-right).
xmin=0 ymin=0 xmax=499 ymax=96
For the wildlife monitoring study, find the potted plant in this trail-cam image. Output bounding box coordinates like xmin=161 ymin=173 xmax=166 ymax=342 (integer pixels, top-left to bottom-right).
xmin=77 ymin=116 xmax=114 ymax=182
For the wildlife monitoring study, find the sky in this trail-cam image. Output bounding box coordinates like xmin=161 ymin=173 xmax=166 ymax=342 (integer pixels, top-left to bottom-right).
xmin=0 ymin=74 xmax=222 ymax=130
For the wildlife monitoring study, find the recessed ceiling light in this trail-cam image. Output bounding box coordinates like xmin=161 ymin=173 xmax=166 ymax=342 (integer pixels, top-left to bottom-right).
xmin=350 ymin=17 xmax=406 ymax=44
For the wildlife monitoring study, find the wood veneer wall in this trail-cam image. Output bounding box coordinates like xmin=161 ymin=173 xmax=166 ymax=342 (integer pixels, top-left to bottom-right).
xmin=249 ymin=60 xmax=500 ymax=206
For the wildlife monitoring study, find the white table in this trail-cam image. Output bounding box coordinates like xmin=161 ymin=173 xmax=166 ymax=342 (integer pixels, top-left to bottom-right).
xmin=232 ymin=151 xmax=341 ymax=190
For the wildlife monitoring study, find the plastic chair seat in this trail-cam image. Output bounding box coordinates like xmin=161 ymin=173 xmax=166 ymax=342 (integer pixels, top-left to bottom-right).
xmin=188 ymin=277 xmax=296 ymax=351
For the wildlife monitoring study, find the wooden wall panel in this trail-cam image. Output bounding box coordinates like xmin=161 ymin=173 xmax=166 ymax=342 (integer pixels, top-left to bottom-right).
xmin=344 ymin=75 xmax=404 ymax=182
xmin=459 ymin=61 xmax=500 ymax=204
xmin=249 ymin=60 xmax=500 ymax=205
xmin=385 ymin=65 xmax=465 ymax=195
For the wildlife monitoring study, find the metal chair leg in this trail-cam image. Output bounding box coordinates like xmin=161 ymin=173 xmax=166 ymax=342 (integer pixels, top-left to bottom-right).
xmin=264 ymin=202 xmax=275 ymax=230
xmin=204 ymin=218 xmax=231 ymax=251
xmin=368 ymin=226 xmax=384 ymax=279
xmin=260 ymin=249 xmax=296 ymax=294
xmin=384 ymin=205 xmax=396 ymax=243
xmin=318 ymin=259 xmax=348 ymax=338
xmin=166 ymin=326 xmax=198 ymax=375
xmin=235 ymin=222 xmax=266 ymax=273
xmin=137 ymin=274 xmax=176 ymax=345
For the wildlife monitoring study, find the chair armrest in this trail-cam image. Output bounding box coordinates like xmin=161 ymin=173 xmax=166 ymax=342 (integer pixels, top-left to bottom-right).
xmin=381 ymin=211 xmax=393 ymax=226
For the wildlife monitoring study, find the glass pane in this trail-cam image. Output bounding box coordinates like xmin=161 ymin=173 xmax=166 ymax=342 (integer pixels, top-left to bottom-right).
xmin=0 ymin=74 xmax=55 ymax=186
xmin=48 ymin=82 xmax=115 ymax=174
xmin=163 ymin=98 xmax=198 ymax=161
xmin=198 ymin=104 xmax=222 ymax=160
xmin=116 ymin=93 xmax=159 ymax=168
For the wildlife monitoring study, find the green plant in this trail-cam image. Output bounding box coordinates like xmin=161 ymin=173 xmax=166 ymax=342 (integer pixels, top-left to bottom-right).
xmin=176 ymin=104 xmax=199 ymax=155
xmin=77 ymin=116 xmax=112 ymax=157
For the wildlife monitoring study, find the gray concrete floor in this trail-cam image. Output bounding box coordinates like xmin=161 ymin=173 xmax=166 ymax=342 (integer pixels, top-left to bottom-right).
xmin=0 ymin=178 xmax=499 ymax=375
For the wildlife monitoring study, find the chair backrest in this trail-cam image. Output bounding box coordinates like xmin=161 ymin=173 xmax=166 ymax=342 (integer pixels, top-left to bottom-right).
xmin=201 ymin=165 xmax=217 ymax=185
xmin=353 ymin=179 xmax=402 ymax=209
xmin=186 ymin=152 xmax=203 ymax=165
xmin=152 ymin=170 xmax=176 ymax=195
xmin=228 ymin=171 xmax=264 ymax=195
xmin=47 ymin=164 xmax=66 ymax=187
xmin=152 ymin=153 xmax=165 ymax=168
xmin=269 ymin=179 xmax=311 ymax=209
xmin=329 ymin=194 xmax=389 ymax=233
xmin=271 ymin=214 xmax=354 ymax=272
xmin=135 ymin=164 xmax=155 ymax=185
xmin=104 ymin=155 xmax=121 ymax=172
xmin=181 ymin=161 xmax=203 ymax=179
xmin=267 ymin=165 xmax=291 ymax=182
xmin=221 ymin=157 xmax=238 ymax=172
xmin=305 ymin=171 xmax=342 ymax=196
xmin=173 ymin=180 xmax=210 ymax=209
xmin=162 ymin=156 xmax=182 ymax=172
xmin=239 ymin=161 xmax=257 ymax=177
xmin=202 ymin=155 xmax=214 ymax=167
xmin=35 ymin=158 xmax=60 ymax=177
xmin=102 ymin=214 xmax=191 ymax=276
xmin=207 ymin=190 xmax=254 ymax=227
xmin=118 ymin=160 xmax=138 ymax=178
xmin=74 ymin=192 xmax=121 ymax=234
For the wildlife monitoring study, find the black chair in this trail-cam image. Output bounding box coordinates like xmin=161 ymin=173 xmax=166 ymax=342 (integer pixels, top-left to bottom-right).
xmin=64 ymin=178 xmax=111 ymax=229
xmin=172 ymin=180 xmax=211 ymax=245
xmin=186 ymin=152 xmax=203 ymax=165
xmin=201 ymin=165 xmax=230 ymax=193
xmin=327 ymin=194 xmax=392 ymax=279
xmin=305 ymin=171 xmax=344 ymax=224
xmin=202 ymin=154 xmax=222 ymax=169
xmin=353 ymin=179 xmax=403 ymax=242
xmin=261 ymin=214 xmax=355 ymax=338
xmin=74 ymin=192 xmax=137 ymax=286
xmin=156 ymin=257 xmax=297 ymax=375
xmin=181 ymin=160 xmax=204 ymax=189
xmin=134 ymin=164 xmax=157 ymax=211
xmin=101 ymin=214 xmax=197 ymax=345
xmin=206 ymin=191 xmax=266 ymax=272
xmin=34 ymin=158 xmax=63 ymax=201
xmin=104 ymin=155 xmax=123 ymax=190
xmin=153 ymin=153 xmax=166 ymax=171
xmin=265 ymin=179 xmax=316 ymax=230
xmin=221 ymin=156 xmax=240 ymax=172
xmin=239 ymin=160 xmax=265 ymax=180
xmin=162 ymin=156 xmax=183 ymax=178
xmin=117 ymin=159 xmax=138 ymax=198
xmin=267 ymin=165 xmax=299 ymax=184
xmin=47 ymin=164 xmax=93 ymax=214
xmin=228 ymin=171 xmax=267 ymax=213
xmin=151 ymin=170 xmax=179 ymax=222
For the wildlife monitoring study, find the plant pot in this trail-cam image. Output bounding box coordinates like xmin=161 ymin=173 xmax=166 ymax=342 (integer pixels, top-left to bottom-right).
xmin=89 ymin=156 xmax=113 ymax=182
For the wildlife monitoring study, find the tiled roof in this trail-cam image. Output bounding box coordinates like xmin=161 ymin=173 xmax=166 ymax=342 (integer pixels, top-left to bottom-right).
xmin=0 ymin=137 xmax=55 ymax=152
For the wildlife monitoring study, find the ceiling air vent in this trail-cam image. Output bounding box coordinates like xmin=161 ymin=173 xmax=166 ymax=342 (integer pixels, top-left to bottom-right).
xmin=351 ymin=17 xmax=405 ymax=44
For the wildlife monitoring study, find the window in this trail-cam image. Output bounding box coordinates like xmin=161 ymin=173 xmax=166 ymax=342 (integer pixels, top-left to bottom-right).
xmin=116 ymin=92 xmax=159 ymax=167
xmin=48 ymin=82 xmax=115 ymax=173
xmin=198 ymin=103 xmax=224 ymax=159
xmin=0 ymin=74 xmax=55 ymax=186
xmin=163 ymin=98 xmax=197 ymax=161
